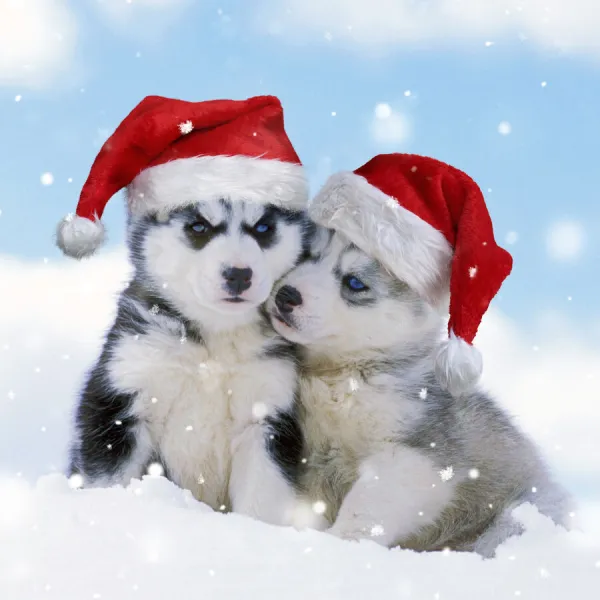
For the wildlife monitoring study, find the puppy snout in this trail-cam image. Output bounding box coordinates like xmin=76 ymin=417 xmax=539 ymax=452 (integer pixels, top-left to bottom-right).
xmin=223 ymin=267 xmax=253 ymax=295
xmin=275 ymin=285 xmax=303 ymax=313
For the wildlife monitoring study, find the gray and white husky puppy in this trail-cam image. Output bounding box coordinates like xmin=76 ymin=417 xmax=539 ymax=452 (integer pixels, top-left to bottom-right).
xmin=266 ymin=227 xmax=572 ymax=556
xmin=68 ymin=195 xmax=313 ymax=526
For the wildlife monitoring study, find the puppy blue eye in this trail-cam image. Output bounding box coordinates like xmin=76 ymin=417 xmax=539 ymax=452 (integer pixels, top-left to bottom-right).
xmin=254 ymin=222 xmax=270 ymax=234
xmin=345 ymin=276 xmax=368 ymax=291
xmin=191 ymin=222 xmax=208 ymax=233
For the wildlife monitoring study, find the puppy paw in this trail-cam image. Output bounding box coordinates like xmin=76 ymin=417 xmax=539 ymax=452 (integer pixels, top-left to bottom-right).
xmin=327 ymin=518 xmax=389 ymax=545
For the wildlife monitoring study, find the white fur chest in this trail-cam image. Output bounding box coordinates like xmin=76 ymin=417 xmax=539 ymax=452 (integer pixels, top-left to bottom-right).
xmin=300 ymin=369 xmax=422 ymax=471
xmin=108 ymin=317 xmax=291 ymax=509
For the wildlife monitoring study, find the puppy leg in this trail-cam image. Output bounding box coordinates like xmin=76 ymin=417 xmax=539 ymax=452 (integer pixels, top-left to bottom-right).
xmin=328 ymin=445 xmax=455 ymax=547
xmin=69 ymin=363 xmax=154 ymax=487
xmin=229 ymin=411 xmax=302 ymax=526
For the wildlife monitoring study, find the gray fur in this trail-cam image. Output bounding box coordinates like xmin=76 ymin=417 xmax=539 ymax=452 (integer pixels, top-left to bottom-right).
xmin=267 ymin=228 xmax=573 ymax=557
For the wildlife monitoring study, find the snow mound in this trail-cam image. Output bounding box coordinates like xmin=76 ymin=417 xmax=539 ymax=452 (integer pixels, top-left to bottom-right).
xmin=1 ymin=475 xmax=598 ymax=599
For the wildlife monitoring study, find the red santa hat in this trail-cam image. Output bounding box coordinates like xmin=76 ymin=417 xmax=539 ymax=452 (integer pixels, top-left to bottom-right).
xmin=56 ymin=94 xmax=308 ymax=258
xmin=309 ymin=153 xmax=513 ymax=395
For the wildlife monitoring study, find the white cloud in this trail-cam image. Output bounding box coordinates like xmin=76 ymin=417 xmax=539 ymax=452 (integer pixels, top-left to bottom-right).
xmin=0 ymin=0 xmax=77 ymax=88
xmin=257 ymin=0 xmax=600 ymax=59
xmin=546 ymin=220 xmax=586 ymax=262
xmin=0 ymin=251 xmax=130 ymax=479
xmin=93 ymin=0 xmax=191 ymax=38
xmin=0 ymin=250 xmax=598 ymax=503
xmin=370 ymin=103 xmax=411 ymax=146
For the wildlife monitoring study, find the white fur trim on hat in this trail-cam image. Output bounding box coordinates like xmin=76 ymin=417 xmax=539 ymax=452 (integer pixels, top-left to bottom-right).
xmin=127 ymin=154 xmax=308 ymax=216
xmin=56 ymin=214 xmax=106 ymax=259
xmin=309 ymin=171 xmax=452 ymax=303
xmin=434 ymin=332 xmax=483 ymax=397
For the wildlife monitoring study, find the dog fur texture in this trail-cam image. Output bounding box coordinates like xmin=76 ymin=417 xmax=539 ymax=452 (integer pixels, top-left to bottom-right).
xmin=68 ymin=198 xmax=313 ymax=527
xmin=266 ymin=227 xmax=573 ymax=556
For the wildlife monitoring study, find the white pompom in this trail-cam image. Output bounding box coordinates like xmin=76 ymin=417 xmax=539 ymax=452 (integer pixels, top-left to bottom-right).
xmin=434 ymin=332 xmax=483 ymax=396
xmin=56 ymin=214 xmax=106 ymax=259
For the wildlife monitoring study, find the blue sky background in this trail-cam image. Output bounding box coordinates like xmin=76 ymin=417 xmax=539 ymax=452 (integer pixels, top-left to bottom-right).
xmin=1 ymin=1 xmax=598 ymax=338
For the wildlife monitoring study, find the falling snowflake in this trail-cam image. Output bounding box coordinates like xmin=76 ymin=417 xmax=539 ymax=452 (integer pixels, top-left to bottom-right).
xmin=147 ymin=463 xmax=164 ymax=477
xmin=539 ymin=567 xmax=550 ymax=578
xmin=7 ymin=390 xmax=16 ymax=401
xmin=348 ymin=377 xmax=360 ymax=392
xmin=15 ymin=95 xmax=22 ymax=102
xmin=505 ymin=231 xmax=519 ymax=245
xmin=151 ymin=397 xmax=158 ymax=404
xmin=419 ymin=388 xmax=428 ymax=400
xmin=185 ymin=425 xmax=193 ymax=432
xmin=40 ymin=172 xmax=54 ymax=186
xmin=179 ymin=120 xmax=193 ymax=135
xmin=219 ymin=505 xmax=226 ymax=511
xmin=386 ymin=196 xmax=398 ymax=209
xmin=370 ymin=524 xmax=385 ymax=537
xmin=331 ymin=111 xmax=337 ymax=116
xmin=375 ymin=103 xmax=392 ymax=119
xmin=485 ymin=41 xmax=495 ymax=47
xmin=468 ymin=468 xmax=480 ymax=479
xmin=498 ymin=121 xmax=512 ymax=135
xmin=115 ymin=420 xmax=122 ymax=426
xmin=252 ymin=402 xmax=268 ymax=420
xmin=149 ymin=304 xmax=159 ymax=315
xmin=469 ymin=266 xmax=478 ymax=278
xmin=312 ymin=501 xmax=326 ymax=515
xmin=197 ymin=474 xmax=205 ymax=485
xmin=404 ymin=90 xmax=411 ymax=97
xmin=532 ymin=486 xmax=537 ymax=493
xmin=541 ymin=81 xmax=547 ymax=88
xmin=439 ymin=466 xmax=454 ymax=482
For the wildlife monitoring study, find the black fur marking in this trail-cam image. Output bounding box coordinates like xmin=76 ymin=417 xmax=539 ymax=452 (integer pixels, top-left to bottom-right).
xmin=69 ymin=357 xmax=141 ymax=480
xmin=120 ymin=279 xmax=204 ymax=346
xmin=265 ymin=406 xmax=305 ymax=487
xmin=263 ymin=338 xmax=301 ymax=364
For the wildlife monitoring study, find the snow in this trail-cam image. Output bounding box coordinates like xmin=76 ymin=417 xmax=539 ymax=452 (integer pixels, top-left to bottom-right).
xmin=178 ymin=120 xmax=193 ymax=135
xmin=40 ymin=172 xmax=54 ymax=186
xmin=0 ymin=474 xmax=598 ymax=600
xmin=371 ymin=103 xmax=411 ymax=145
xmin=546 ymin=220 xmax=586 ymax=262
xmin=505 ymin=231 xmax=519 ymax=245
xmin=498 ymin=121 xmax=512 ymax=135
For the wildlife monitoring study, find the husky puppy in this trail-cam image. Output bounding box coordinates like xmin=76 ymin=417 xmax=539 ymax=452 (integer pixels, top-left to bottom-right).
xmin=69 ymin=199 xmax=313 ymax=526
xmin=266 ymin=228 xmax=572 ymax=556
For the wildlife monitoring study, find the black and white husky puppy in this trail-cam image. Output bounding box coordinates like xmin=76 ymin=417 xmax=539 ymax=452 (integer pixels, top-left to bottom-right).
xmin=266 ymin=228 xmax=572 ymax=556
xmin=68 ymin=194 xmax=313 ymax=525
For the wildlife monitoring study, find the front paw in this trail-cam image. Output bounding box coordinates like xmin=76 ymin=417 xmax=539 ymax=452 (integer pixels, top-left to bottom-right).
xmin=327 ymin=518 xmax=388 ymax=545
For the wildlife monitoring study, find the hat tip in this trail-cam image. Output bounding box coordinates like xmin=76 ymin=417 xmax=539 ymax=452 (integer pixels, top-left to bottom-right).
xmin=434 ymin=333 xmax=483 ymax=397
xmin=56 ymin=214 xmax=106 ymax=259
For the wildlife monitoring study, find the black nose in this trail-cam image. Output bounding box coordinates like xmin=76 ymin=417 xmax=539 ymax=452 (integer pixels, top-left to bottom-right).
xmin=223 ymin=267 xmax=253 ymax=295
xmin=275 ymin=285 xmax=302 ymax=313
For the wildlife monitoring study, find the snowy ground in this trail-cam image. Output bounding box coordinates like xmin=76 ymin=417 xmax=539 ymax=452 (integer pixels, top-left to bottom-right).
xmin=1 ymin=251 xmax=599 ymax=598
xmin=1 ymin=474 xmax=599 ymax=600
